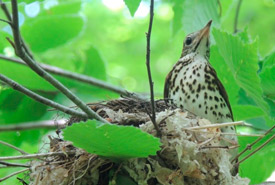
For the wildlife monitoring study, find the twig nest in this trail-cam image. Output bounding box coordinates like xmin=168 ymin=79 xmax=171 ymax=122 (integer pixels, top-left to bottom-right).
xmin=28 ymin=99 xmax=250 ymax=185
xmin=130 ymin=109 xmax=250 ymax=185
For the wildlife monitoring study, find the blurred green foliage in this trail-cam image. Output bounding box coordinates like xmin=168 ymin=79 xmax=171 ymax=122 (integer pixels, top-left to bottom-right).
xmin=0 ymin=0 xmax=274 ymax=184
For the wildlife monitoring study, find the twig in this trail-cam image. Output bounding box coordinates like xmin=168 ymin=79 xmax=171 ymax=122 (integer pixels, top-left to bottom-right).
xmin=0 ymin=18 xmax=12 ymax=25
xmin=10 ymin=0 xmax=108 ymax=124
xmin=145 ymin=0 xmax=161 ymax=137
xmin=0 ymin=140 xmax=28 ymax=155
xmin=234 ymin=0 xmax=242 ymax=33
xmin=0 ymin=54 xmax=144 ymax=100
xmin=0 ymin=168 xmax=29 ymax=182
xmin=186 ymin=121 xmax=245 ymax=130
xmin=236 ymin=134 xmax=275 ymax=166
xmin=0 ymin=74 xmax=88 ymax=119
xmin=232 ymin=124 xmax=275 ymax=163
xmin=0 ymin=1 xmax=12 ymax=21
xmin=0 ymin=120 xmax=66 ymax=132
xmin=0 ymin=161 xmax=30 ymax=168
xmin=0 ymin=151 xmax=75 ymax=160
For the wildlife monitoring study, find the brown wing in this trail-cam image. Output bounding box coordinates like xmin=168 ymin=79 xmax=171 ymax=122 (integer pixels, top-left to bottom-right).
xmin=164 ymin=69 xmax=173 ymax=102
xmin=208 ymin=65 xmax=234 ymax=121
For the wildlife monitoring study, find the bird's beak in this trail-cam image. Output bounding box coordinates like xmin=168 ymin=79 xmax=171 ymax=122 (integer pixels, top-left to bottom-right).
xmin=198 ymin=20 xmax=212 ymax=41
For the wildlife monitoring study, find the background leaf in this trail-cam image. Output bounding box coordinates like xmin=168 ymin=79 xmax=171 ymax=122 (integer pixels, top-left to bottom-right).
xmin=123 ymin=0 xmax=141 ymax=17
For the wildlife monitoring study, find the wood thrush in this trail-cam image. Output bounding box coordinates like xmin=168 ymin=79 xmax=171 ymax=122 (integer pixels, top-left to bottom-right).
xmin=164 ymin=20 xmax=238 ymax=174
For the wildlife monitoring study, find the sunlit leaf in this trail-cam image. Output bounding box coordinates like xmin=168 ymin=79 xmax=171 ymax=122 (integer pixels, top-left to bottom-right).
xmin=63 ymin=120 xmax=161 ymax=159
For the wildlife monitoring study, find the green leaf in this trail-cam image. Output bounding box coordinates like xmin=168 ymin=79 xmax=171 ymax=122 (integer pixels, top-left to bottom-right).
xmin=21 ymin=15 xmax=84 ymax=52
xmin=212 ymin=28 xmax=269 ymax=113
xmin=182 ymin=0 xmax=220 ymax=34
xmin=259 ymin=52 xmax=275 ymax=99
xmin=0 ymin=59 xmax=56 ymax=91
xmin=63 ymin=121 xmax=161 ymax=159
xmin=210 ymin=45 xmax=239 ymax=105
xmin=123 ymin=0 xmax=141 ymax=17
xmin=171 ymin=0 xmax=185 ymax=35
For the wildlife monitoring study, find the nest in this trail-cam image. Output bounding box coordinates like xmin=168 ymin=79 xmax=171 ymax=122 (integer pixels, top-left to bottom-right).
xmin=28 ymin=98 xmax=250 ymax=185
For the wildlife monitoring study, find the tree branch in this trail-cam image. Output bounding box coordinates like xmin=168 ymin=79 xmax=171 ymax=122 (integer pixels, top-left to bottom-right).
xmin=9 ymin=0 xmax=108 ymax=124
xmin=0 ymin=161 xmax=30 ymax=168
xmin=0 ymin=151 xmax=75 ymax=160
xmin=0 ymin=140 xmax=28 ymax=155
xmin=0 ymin=74 xmax=88 ymax=119
xmin=0 ymin=120 xmax=66 ymax=132
xmin=232 ymin=123 xmax=275 ymax=163
xmin=234 ymin=0 xmax=242 ymax=33
xmin=0 ymin=168 xmax=29 ymax=182
xmin=146 ymin=0 xmax=161 ymax=137
xmin=236 ymin=134 xmax=275 ymax=166
xmin=0 ymin=54 xmax=144 ymax=100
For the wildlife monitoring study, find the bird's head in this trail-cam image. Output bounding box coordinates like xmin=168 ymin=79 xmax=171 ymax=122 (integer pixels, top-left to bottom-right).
xmin=181 ymin=20 xmax=212 ymax=59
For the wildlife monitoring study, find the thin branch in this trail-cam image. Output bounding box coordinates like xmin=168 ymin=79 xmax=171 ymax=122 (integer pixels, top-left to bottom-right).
xmin=0 ymin=140 xmax=28 ymax=155
xmin=0 ymin=74 xmax=88 ymax=119
xmin=234 ymin=0 xmax=242 ymax=33
xmin=232 ymin=123 xmax=275 ymax=163
xmin=236 ymin=134 xmax=275 ymax=166
xmin=0 ymin=54 xmax=144 ymax=100
xmin=0 ymin=1 xmax=12 ymax=21
xmin=0 ymin=168 xmax=29 ymax=182
xmin=0 ymin=120 xmax=66 ymax=132
xmin=145 ymin=0 xmax=161 ymax=137
xmin=186 ymin=121 xmax=245 ymax=130
xmin=0 ymin=151 xmax=75 ymax=160
xmin=0 ymin=18 xmax=12 ymax=25
xmin=9 ymin=0 xmax=108 ymax=124
xmin=0 ymin=161 xmax=30 ymax=168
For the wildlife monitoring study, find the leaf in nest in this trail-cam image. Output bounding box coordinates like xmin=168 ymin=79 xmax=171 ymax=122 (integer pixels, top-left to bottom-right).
xmin=63 ymin=120 xmax=161 ymax=160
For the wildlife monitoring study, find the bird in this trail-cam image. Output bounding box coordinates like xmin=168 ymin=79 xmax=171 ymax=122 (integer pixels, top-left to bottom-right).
xmin=164 ymin=20 xmax=238 ymax=174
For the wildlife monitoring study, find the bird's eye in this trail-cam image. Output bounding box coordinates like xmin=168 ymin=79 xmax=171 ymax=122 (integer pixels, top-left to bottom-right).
xmin=185 ymin=37 xmax=192 ymax=45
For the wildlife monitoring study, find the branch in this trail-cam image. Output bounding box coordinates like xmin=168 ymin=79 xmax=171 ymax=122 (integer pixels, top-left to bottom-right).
xmin=146 ymin=0 xmax=161 ymax=137
xmin=0 ymin=120 xmax=66 ymax=132
xmin=0 ymin=140 xmax=28 ymax=155
xmin=0 ymin=161 xmax=30 ymax=168
xmin=234 ymin=0 xmax=242 ymax=33
xmin=0 ymin=151 xmax=75 ymax=160
xmin=9 ymin=0 xmax=108 ymax=124
xmin=0 ymin=74 xmax=88 ymax=119
xmin=186 ymin=121 xmax=246 ymax=130
xmin=0 ymin=168 xmax=29 ymax=182
xmin=236 ymin=134 xmax=275 ymax=166
xmin=0 ymin=54 xmax=144 ymax=100
xmin=232 ymin=123 xmax=275 ymax=163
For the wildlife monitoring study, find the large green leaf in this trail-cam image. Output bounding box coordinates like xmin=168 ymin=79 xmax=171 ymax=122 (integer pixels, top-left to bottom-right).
xmin=210 ymin=45 xmax=239 ymax=106
xmin=213 ymin=28 xmax=269 ymax=113
xmin=63 ymin=120 xmax=161 ymax=159
xmin=123 ymin=0 xmax=141 ymax=17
